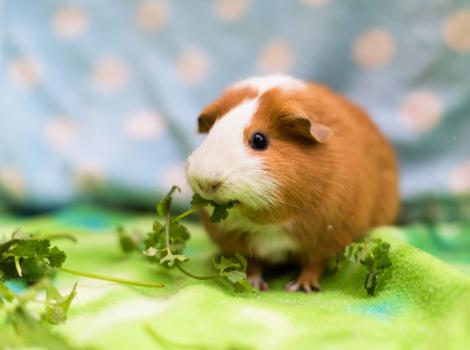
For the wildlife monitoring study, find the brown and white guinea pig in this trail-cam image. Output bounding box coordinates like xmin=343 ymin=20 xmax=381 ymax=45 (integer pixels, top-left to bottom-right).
xmin=186 ymin=75 xmax=399 ymax=292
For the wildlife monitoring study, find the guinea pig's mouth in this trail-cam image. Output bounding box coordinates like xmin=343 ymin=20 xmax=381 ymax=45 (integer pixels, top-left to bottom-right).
xmin=192 ymin=192 xmax=240 ymax=207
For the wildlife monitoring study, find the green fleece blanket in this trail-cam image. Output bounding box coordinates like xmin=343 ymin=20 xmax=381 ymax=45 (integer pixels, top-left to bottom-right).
xmin=1 ymin=206 xmax=469 ymax=350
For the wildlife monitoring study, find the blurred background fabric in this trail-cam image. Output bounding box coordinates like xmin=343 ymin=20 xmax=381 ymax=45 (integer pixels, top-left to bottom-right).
xmin=0 ymin=0 xmax=470 ymax=210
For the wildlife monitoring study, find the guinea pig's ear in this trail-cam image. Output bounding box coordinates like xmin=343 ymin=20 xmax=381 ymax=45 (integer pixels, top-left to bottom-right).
xmin=280 ymin=114 xmax=332 ymax=143
xmin=197 ymin=112 xmax=218 ymax=133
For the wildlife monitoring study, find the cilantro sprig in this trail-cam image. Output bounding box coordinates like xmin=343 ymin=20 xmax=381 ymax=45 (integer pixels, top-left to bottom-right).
xmin=0 ymin=227 xmax=167 ymax=348
xmin=119 ymin=186 xmax=252 ymax=292
xmin=0 ymin=230 xmax=82 ymax=348
xmin=1 ymin=280 xmax=82 ymax=350
xmin=328 ymin=237 xmax=392 ymax=296
xmin=0 ymin=230 xmax=66 ymax=283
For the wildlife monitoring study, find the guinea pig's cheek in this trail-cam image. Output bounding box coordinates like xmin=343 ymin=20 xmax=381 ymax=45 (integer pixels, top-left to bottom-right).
xmin=186 ymin=148 xmax=214 ymax=195
xmin=240 ymin=163 xmax=277 ymax=208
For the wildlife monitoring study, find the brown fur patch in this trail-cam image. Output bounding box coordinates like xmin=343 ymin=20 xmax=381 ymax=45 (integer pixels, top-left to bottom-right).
xmin=198 ymin=85 xmax=258 ymax=132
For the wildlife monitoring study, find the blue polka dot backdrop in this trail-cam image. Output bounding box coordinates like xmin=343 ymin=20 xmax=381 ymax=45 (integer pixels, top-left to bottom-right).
xmin=0 ymin=0 xmax=469 ymax=209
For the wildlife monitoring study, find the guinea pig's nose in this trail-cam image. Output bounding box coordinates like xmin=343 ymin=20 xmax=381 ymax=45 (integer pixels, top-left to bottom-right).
xmin=197 ymin=179 xmax=222 ymax=194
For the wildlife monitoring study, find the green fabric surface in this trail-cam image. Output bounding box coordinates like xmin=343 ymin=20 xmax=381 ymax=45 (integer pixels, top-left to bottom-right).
xmin=1 ymin=206 xmax=470 ymax=350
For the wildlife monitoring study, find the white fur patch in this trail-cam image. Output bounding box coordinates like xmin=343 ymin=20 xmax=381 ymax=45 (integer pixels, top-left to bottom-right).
xmin=186 ymin=99 xmax=274 ymax=208
xmin=250 ymin=230 xmax=298 ymax=263
xmin=234 ymin=74 xmax=305 ymax=95
xmin=220 ymin=208 xmax=299 ymax=263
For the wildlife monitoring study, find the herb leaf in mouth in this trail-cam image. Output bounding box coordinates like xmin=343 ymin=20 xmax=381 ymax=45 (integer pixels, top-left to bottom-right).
xmin=191 ymin=193 xmax=238 ymax=223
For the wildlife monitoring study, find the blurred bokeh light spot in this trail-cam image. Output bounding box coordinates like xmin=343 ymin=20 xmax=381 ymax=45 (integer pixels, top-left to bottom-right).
xmin=353 ymin=29 xmax=395 ymax=69
xmin=0 ymin=167 xmax=26 ymax=201
xmin=300 ymin=0 xmax=333 ymax=7
xmin=135 ymin=0 xmax=169 ymax=32
xmin=52 ymin=6 xmax=89 ymax=39
xmin=443 ymin=9 xmax=470 ymax=53
xmin=7 ymin=56 xmax=44 ymax=89
xmin=399 ymin=90 xmax=443 ymax=133
xmin=257 ymin=40 xmax=295 ymax=74
xmin=176 ymin=48 xmax=211 ymax=86
xmin=44 ymin=117 xmax=81 ymax=152
xmin=214 ymin=0 xmax=250 ymax=23
xmin=450 ymin=161 xmax=470 ymax=194
xmin=123 ymin=110 xmax=166 ymax=141
xmin=74 ymin=161 xmax=106 ymax=192
xmin=90 ymin=56 xmax=131 ymax=94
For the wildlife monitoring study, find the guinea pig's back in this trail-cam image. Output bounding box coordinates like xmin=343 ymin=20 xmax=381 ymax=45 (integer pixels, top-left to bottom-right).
xmin=309 ymin=83 xmax=399 ymax=228
xmin=343 ymin=98 xmax=399 ymax=227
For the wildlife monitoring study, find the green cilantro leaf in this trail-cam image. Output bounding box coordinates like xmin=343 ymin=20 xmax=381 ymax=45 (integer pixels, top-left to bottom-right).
xmin=1 ymin=233 xmax=67 ymax=282
xmin=224 ymin=270 xmax=246 ymax=284
xmin=190 ymin=193 xmax=212 ymax=208
xmin=46 ymin=246 xmax=67 ymax=268
xmin=144 ymin=220 xmax=166 ymax=253
xmin=329 ymin=237 xmax=392 ymax=296
xmin=9 ymin=239 xmax=51 ymax=258
xmin=117 ymin=225 xmax=143 ymax=253
xmin=212 ymin=253 xmax=252 ymax=292
xmin=156 ymin=186 xmax=181 ymax=217
xmin=144 ymin=219 xmax=190 ymax=267
xmin=42 ymin=282 xmax=77 ymax=325
xmin=0 ymin=277 xmax=81 ymax=349
xmin=190 ymin=193 xmax=237 ymax=223
xmin=210 ymin=202 xmax=234 ymax=223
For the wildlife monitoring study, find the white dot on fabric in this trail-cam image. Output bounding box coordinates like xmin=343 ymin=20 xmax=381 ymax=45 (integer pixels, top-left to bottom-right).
xmin=91 ymin=57 xmax=130 ymax=94
xmin=257 ymin=40 xmax=294 ymax=74
xmin=74 ymin=161 xmax=106 ymax=191
xmin=176 ymin=49 xmax=210 ymax=86
xmin=135 ymin=0 xmax=169 ymax=31
xmin=353 ymin=29 xmax=395 ymax=69
xmin=44 ymin=117 xmax=80 ymax=151
xmin=7 ymin=57 xmax=43 ymax=89
xmin=399 ymin=90 xmax=443 ymax=133
xmin=52 ymin=6 xmax=89 ymax=39
xmin=300 ymin=0 xmax=333 ymax=7
xmin=449 ymin=161 xmax=470 ymax=194
xmin=214 ymin=0 xmax=250 ymax=22
xmin=161 ymin=163 xmax=192 ymax=198
xmin=442 ymin=10 xmax=470 ymax=53
xmin=124 ymin=110 xmax=166 ymax=140
xmin=0 ymin=167 xmax=26 ymax=201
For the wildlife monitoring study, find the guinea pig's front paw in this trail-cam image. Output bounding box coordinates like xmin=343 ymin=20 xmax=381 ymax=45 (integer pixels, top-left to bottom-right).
xmin=286 ymin=271 xmax=321 ymax=293
xmin=248 ymin=274 xmax=269 ymax=291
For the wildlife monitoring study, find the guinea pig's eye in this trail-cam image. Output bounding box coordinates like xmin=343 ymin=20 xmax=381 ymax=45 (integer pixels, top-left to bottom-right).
xmin=249 ymin=132 xmax=269 ymax=151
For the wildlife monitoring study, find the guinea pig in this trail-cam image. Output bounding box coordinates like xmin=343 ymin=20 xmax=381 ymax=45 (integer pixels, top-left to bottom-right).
xmin=186 ymin=75 xmax=399 ymax=292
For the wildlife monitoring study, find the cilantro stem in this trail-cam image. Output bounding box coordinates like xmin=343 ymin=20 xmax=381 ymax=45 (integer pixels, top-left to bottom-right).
xmin=165 ymin=211 xmax=172 ymax=256
xmin=172 ymin=208 xmax=197 ymax=222
xmin=176 ymin=263 xmax=219 ymax=280
xmin=60 ymin=267 xmax=164 ymax=288
xmin=14 ymin=256 xmax=22 ymax=277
